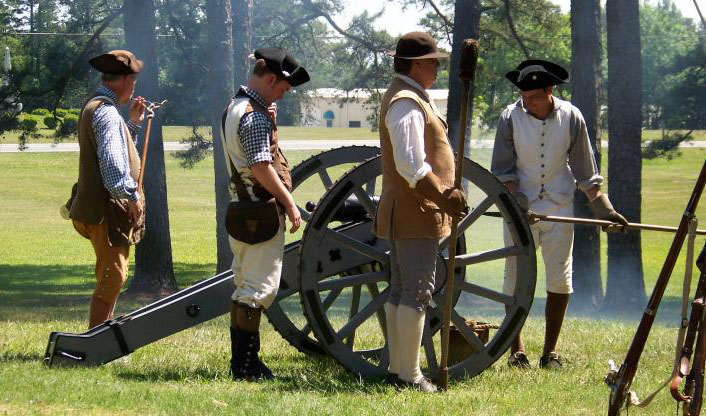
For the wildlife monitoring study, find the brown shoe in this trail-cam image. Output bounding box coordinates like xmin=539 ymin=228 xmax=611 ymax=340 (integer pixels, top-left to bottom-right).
xmin=398 ymin=377 xmax=438 ymax=393
xmin=508 ymin=351 xmax=531 ymax=369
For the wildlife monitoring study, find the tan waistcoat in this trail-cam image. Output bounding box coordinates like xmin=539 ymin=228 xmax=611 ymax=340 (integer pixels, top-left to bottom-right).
xmin=373 ymin=77 xmax=455 ymax=239
xmin=70 ymin=95 xmax=140 ymax=224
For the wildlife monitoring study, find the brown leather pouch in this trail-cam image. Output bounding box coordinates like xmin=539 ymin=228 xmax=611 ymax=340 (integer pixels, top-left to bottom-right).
xmin=225 ymin=197 xmax=279 ymax=244
xmin=105 ymin=193 xmax=145 ymax=247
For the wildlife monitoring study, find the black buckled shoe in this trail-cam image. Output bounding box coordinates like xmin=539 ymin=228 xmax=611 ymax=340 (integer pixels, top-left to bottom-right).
xmin=539 ymin=352 xmax=563 ymax=370
xmin=507 ymin=351 xmax=531 ymax=369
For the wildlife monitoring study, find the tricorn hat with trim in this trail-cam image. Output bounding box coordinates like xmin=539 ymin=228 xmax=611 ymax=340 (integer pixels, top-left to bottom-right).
xmin=386 ymin=31 xmax=449 ymax=60
xmin=505 ymin=59 xmax=568 ymax=91
xmin=89 ymin=50 xmax=143 ymax=75
xmin=254 ymin=47 xmax=310 ymax=87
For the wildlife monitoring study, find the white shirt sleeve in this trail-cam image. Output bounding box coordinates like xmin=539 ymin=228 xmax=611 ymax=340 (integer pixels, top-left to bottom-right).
xmin=385 ymin=98 xmax=433 ymax=188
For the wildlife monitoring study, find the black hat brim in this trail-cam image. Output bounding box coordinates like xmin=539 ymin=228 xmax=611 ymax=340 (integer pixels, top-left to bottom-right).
xmin=505 ymin=59 xmax=568 ymax=91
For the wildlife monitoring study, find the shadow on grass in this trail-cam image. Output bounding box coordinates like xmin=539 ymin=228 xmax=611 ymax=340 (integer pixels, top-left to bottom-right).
xmin=113 ymin=353 xmax=393 ymax=394
xmin=0 ymin=350 xmax=44 ymax=363
xmin=0 ymin=262 xmax=217 ymax=322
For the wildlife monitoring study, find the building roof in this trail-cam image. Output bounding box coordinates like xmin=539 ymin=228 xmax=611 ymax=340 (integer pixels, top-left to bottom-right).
xmin=309 ymin=88 xmax=448 ymax=101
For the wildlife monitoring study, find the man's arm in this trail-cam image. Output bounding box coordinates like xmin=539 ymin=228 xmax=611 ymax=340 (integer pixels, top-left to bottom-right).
xmin=490 ymin=108 xmax=518 ymax=186
xmin=93 ymin=105 xmax=139 ymax=202
xmin=238 ymin=111 xmax=301 ymax=233
xmin=251 ymin=162 xmax=300 ymax=233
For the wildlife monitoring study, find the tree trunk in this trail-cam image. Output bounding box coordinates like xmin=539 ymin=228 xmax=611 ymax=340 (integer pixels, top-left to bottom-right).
xmin=569 ymin=0 xmax=603 ymax=310
xmin=232 ymin=0 xmax=253 ymax=89
xmin=604 ymin=0 xmax=645 ymax=309
xmin=446 ymin=0 xmax=481 ymax=154
xmin=206 ymin=0 xmax=236 ymax=273
xmin=124 ymin=0 xmax=178 ymax=295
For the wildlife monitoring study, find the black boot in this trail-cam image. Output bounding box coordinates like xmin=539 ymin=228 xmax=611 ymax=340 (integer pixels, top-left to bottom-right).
xmin=231 ymin=329 xmax=274 ymax=381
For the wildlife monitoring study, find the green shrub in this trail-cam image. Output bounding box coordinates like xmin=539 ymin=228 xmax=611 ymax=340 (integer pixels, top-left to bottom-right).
xmin=31 ymin=108 xmax=50 ymax=116
xmin=19 ymin=114 xmax=40 ymax=132
xmin=55 ymin=108 xmax=70 ymax=118
xmin=43 ymin=115 xmax=57 ymax=129
xmin=68 ymin=108 xmax=81 ymax=116
xmin=57 ymin=114 xmax=79 ymax=137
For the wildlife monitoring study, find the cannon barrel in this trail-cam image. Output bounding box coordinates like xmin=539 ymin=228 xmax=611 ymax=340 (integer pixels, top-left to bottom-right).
xmin=305 ymin=195 xmax=379 ymax=223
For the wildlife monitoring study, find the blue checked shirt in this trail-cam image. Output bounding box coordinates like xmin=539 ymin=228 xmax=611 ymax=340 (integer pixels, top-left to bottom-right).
xmin=236 ymin=86 xmax=273 ymax=166
xmin=92 ymin=85 xmax=141 ymax=201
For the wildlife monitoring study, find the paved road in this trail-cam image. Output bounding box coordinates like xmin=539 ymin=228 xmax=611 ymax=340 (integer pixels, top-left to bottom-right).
xmin=2 ymin=139 xmax=706 ymax=153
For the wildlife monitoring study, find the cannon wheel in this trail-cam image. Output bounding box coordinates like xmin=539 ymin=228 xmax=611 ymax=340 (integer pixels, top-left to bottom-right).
xmin=299 ymin=156 xmax=536 ymax=379
xmin=265 ymin=146 xmax=380 ymax=355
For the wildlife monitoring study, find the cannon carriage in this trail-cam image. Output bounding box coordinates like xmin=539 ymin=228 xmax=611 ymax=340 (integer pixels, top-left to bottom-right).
xmin=45 ymin=145 xmax=536 ymax=381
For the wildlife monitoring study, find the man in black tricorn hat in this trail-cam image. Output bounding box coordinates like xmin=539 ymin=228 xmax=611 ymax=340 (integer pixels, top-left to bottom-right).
xmin=69 ymin=50 xmax=147 ymax=329
xmin=221 ymin=47 xmax=309 ymax=381
xmin=374 ymin=32 xmax=467 ymax=392
xmin=491 ymin=59 xmax=628 ymax=369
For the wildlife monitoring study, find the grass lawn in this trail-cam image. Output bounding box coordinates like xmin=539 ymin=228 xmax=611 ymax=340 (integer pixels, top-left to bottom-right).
xmin=5 ymin=124 xmax=705 ymax=145
xmin=0 ymin=148 xmax=705 ymax=415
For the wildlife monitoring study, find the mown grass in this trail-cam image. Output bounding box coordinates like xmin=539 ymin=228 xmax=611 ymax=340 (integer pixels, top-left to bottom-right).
xmin=5 ymin=125 xmax=704 ymax=145
xmin=0 ymin=148 xmax=705 ymax=415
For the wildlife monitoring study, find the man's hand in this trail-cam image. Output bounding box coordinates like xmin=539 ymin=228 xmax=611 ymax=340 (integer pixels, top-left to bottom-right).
xmin=129 ymin=96 xmax=147 ymax=125
xmin=267 ymin=103 xmax=277 ymax=124
xmin=589 ymin=194 xmax=628 ymax=232
xmin=441 ymin=187 xmax=468 ymax=219
xmin=127 ymin=198 xmax=143 ymax=225
xmin=284 ymin=203 xmax=301 ymax=233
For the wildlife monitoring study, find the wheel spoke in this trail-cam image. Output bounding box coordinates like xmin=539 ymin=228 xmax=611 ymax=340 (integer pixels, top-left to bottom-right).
xmin=301 ymin=287 xmax=343 ymax=335
xmin=378 ymin=346 xmax=390 ymax=370
xmin=458 ymin=281 xmax=514 ymax=305
xmin=319 ymin=169 xmax=334 ymax=189
xmin=320 ymin=227 xmax=389 ymax=265
xmin=346 ymin=285 xmax=362 ymax=346
xmin=452 ymin=245 xmax=523 ymax=267
xmin=366 ymin=282 xmax=388 ymax=339
xmin=440 ymin=196 xmax=494 ymax=250
xmin=317 ymin=270 xmax=387 ymax=292
xmin=422 ymin=326 xmax=439 ymax=375
xmin=365 ymin=178 xmax=376 ymax=196
xmin=353 ymin=187 xmax=377 ymax=217
xmin=274 ymin=286 xmax=298 ymax=302
xmin=450 ymin=310 xmax=485 ymax=352
xmin=337 ymin=287 xmax=390 ymax=341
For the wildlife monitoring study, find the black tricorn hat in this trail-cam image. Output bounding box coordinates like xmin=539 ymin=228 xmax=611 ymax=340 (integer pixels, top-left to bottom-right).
xmin=254 ymin=47 xmax=310 ymax=87
xmin=505 ymin=59 xmax=568 ymax=91
xmin=89 ymin=50 xmax=143 ymax=75
xmin=386 ymin=31 xmax=449 ymax=60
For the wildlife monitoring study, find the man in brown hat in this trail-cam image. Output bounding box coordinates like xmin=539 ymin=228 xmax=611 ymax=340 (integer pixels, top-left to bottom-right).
xmin=375 ymin=32 xmax=467 ymax=392
xmin=491 ymin=59 xmax=627 ymax=369
xmin=221 ymin=47 xmax=308 ymax=381
xmin=69 ymin=50 xmax=147 ymax=329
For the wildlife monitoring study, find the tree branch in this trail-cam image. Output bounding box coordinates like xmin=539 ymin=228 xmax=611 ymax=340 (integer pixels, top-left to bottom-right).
xmin=301 ymin=0 xmax=384 ymax=52
xmin=503 ymin=0 xmax=530 ymax=59
xmin=424 ymin=0 xmax=452 ymax=45
xmin=51 ymin=6 xmax=123 ymax=112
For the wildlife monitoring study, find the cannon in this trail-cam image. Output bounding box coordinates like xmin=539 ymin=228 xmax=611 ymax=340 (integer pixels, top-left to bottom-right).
xmin=45 ymin=145 xmax=536 ymax=382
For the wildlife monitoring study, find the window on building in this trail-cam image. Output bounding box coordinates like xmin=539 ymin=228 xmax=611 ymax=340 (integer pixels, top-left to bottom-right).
xmin=348 ymin=121 xmax=361 ymax=128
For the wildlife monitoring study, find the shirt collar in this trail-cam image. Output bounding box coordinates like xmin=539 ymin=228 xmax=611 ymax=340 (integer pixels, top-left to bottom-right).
xmin=517 ymin=95 xmax=559 ymax=120
xmin=396 ymin=74 xmax=430 ymax=100
xmin=95 ymin=85 xmax=120 ymax=107
xmin=237 ymin=85 xmax=270 ymax=108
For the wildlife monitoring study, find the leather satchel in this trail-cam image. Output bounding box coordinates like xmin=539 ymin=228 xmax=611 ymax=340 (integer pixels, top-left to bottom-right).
xmin=224 ymin=162 xmax=280 ymax=244
xmin=105 ymin=192 xmax=146 ymax=247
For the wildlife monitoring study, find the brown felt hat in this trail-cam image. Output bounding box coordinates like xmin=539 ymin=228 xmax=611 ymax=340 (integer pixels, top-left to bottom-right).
xmin=89 ymin=50 xmax=143 ymax=75
xmin=386 ymin=31 xmax=449 ymax=60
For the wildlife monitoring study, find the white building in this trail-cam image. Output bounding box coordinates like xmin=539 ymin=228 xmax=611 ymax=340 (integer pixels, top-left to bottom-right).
xmin=304 ymin=88 xmax=449 ymax=129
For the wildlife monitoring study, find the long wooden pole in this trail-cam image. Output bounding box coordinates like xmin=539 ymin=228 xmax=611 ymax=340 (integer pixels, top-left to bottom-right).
xmin=439 ymin=39 xmax=478 ymax=391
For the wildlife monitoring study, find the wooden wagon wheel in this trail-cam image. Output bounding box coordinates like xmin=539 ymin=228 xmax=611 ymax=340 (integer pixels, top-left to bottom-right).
xmin=298 ymin=156 xmax=536 ymax=379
